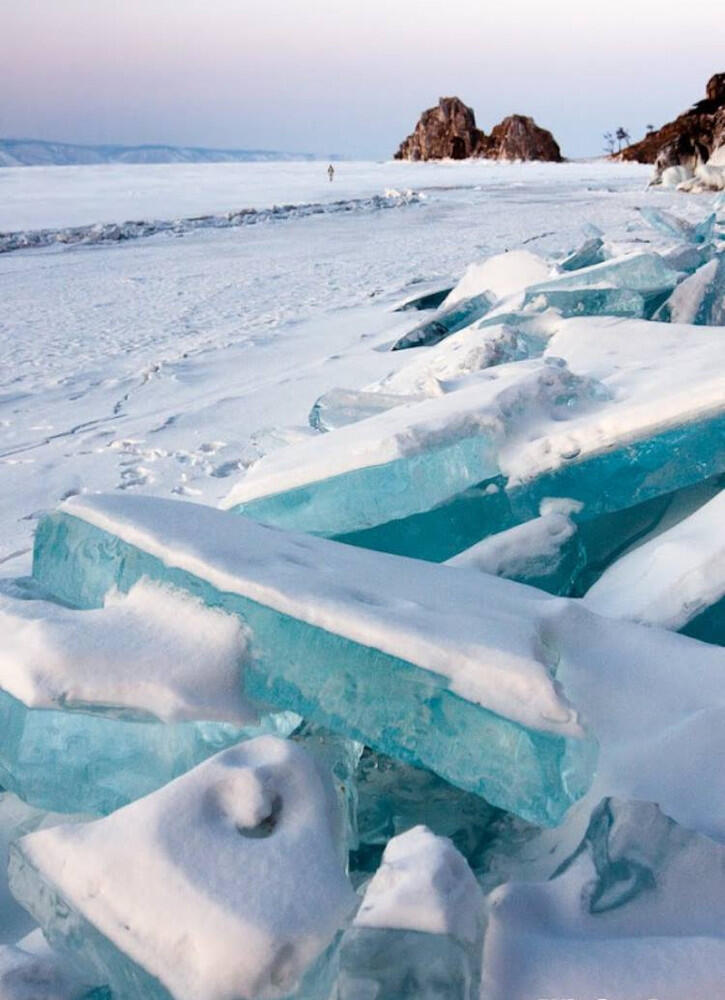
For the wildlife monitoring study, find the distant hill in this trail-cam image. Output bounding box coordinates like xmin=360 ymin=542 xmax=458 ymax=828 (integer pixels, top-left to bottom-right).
xmin=0 ymin=138 xmax=318 ymax=167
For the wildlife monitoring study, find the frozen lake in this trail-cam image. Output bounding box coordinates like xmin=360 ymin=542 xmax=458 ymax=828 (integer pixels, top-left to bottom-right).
xmin=0 ymin=158 xmax=652 ymax=231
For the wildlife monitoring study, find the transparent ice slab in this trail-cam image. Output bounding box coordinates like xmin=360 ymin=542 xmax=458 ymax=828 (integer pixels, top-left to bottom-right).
xmin=390 ymin=292 xmax=493 ymax=350
xmin=526 ymin=251 xmax=681 ymax=294
xmin=661 ymin=242 xmax=712 ymax=274
xmin=0 ymin=687 xmax=296 ymax=815
xmin=352 ymin=749 xmax=500 ymax=878
xmin=9 ymin=738 xmax=356 ymax=1000
xmin=523 ymin=251 xmax=681 ymax=318
xmin=31 ymin=494 xmax=596 ymax=826
xmin=0 ymin=793 xmax=85 ymax=946
xmin=523 ymin=285 xmax=650 ymax=318
xmin=331 ymin=405 xmax=725 ymax=562
xmin=308 ymin=388 xmax=424 ymax=432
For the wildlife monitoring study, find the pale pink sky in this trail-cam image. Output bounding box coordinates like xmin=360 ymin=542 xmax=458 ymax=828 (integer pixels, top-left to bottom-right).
xmin=2 ymin=0 xmax=723 ymax=158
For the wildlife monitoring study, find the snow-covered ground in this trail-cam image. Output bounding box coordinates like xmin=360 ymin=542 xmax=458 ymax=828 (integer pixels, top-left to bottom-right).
xmin=0 ymin=158 xmax=696 ymax=574
xmin=0 ymin=159 xmax=648 ymax=231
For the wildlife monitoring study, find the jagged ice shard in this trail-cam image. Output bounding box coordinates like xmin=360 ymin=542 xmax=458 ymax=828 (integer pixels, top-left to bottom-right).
xmin=224 ymin=317 xmax=725 ymax=561
xmin=638 ymin=206 xmax=716 ymax=244
xmin=9 ymin=738 xmax=356 ymax=1000
xmin=31 ymin=492 xmax=596 ymax=826
xmin=522 ymin=250 xmax=682 ymax=318
xmin=390 ymin=292 xmax=493 ymax=350
xmin=558 ymin=237 xmax=605 ymax=272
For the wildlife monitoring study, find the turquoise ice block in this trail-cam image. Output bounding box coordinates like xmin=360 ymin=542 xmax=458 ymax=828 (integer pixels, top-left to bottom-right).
xmin=31 ymin=494 xmax=596 ymax=826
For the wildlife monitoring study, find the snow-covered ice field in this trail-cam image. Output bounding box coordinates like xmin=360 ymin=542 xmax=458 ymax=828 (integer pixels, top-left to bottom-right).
xmin=0 ymin=158 xmax=692 ymax=571
xmin=2 ymin=157 xmax=725 ymax=998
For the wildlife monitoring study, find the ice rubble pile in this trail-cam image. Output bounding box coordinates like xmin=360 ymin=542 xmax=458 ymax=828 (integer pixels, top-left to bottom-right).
xmin=0 ymin=199 xmax=724 ymax=999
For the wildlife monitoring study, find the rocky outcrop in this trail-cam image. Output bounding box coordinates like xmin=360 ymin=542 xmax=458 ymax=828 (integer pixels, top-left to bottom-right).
xmin=394 ymin=98 xmax=562 ymax=162
xmin=394 ymin=97 xmax=487 ymax=161
xmin=487 ymin=115 xmax=562 ymax=162
xmin=619 ymin=73 xmax=725 ymax=174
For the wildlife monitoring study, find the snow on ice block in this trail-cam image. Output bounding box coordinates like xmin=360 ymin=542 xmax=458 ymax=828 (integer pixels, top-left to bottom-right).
xmin=0 ymin=582 xmax=296 ymax=815
xmin=482 ymin=798 xmax=725 ymax=1000
xmin=371 ymin=323 xmax=543 ymax=397
xmin=554 ymin=606 xmax=725 ymax=839
xmin=32 ymin=493 xmax=595 ymax=826
xmin=223 ymin=360 xmax=602 ymax=542
xmin=225 ymin=321 xmax=725 ymax=559
xmin=585 ymin=489 xmax=725 ymax=636
xmin=337 ymin=826 xmax=484 ymax=1000
xmin=9 ymin=738 xmax=356 ymax=1000
xmin=441 ymin=250 xmax=550 ymax=307
xmin=390 ymin=292 xmax=493 ymax=350
xmin=446 ymin=499 xmax=584 ymax=596
xmin=654 ymin=254 xmax=725 ymax=325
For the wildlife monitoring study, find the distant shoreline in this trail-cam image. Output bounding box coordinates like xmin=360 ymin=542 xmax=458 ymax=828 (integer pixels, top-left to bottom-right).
xmin=0 ymin=138 xmax=329 ymax=168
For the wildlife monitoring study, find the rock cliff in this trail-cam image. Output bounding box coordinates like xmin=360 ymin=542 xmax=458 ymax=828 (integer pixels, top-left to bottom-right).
xmin=394 ymin=98 xmax=562 ymax=162
xmin=619 ymin=73 xmax=725 ymax=175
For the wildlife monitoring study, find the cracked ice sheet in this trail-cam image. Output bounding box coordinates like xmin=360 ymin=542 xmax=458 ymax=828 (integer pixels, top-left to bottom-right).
xmin=0 ymin=159 xmax=695 ymax=569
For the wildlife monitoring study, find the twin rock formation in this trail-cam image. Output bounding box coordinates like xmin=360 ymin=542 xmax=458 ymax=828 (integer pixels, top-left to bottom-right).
xmin=395 ymin=97 xmax=562 ymax=162
xmin=620 ymin=73 xmax=725 ymax=177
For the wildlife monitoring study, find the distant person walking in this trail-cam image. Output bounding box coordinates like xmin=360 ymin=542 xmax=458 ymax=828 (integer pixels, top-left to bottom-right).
xmin=327 ymin=163 xmax=335 ymax=182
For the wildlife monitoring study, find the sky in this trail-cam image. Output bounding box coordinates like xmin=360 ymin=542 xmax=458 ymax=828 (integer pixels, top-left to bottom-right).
xmin=1 ymin=0 xmax=723 ymax=160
